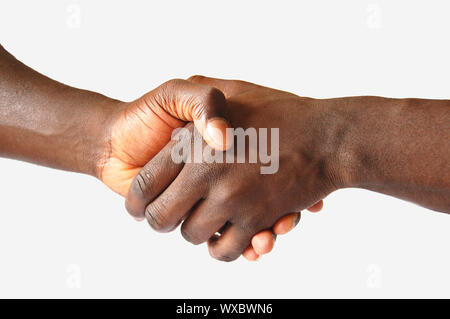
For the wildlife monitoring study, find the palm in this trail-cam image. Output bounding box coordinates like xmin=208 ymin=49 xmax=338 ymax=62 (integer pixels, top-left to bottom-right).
xmin=101 ymin=97 xmax=184 ymax=196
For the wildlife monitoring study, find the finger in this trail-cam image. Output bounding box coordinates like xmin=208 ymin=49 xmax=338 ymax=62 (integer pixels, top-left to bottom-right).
xmin=242 ymin=246 xmax=260 ymax=261
xmin=307 ymin=200 xmax=324 ymax=212
xmin=207 ymin=225 xmax=253 ymax=262
xmin=187 ymin=75 xmax=257 ymax=99
xmin=251 ymin=230 xmax=276 ymax=255
xmin=271 ymin=201 xmax=322 ymax=235
xmin=144 ymin=166 xmax=205 ymax=232
xmin=124 ymin=128 xmax=190 ymax=221
xmin=180 ymin=199 xmax=230 ymax=245
xmin=148 ymin=79 xmax=233 ymax=150
xmin=272 ymin=212 xmax=301 ymax=235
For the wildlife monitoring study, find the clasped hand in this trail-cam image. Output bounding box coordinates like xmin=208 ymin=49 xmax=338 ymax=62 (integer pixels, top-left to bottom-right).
xmin=97 ymin=76 xmax=326 ymax=261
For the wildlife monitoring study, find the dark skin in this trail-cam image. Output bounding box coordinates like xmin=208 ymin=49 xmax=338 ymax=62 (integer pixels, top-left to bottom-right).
xmin=126 ymin=76 xmax=450 ymax=262
xmin=0 ymin=44 xmax=309 ymax=260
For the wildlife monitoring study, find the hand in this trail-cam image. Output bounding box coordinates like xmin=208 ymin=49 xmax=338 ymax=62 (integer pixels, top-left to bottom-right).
xmin=125 ymin=76 xmax=332 ymax=261
xmin=0 ymin=40 xmax=304 ymax=259
xmin=98 ymin=79 xmax=232 ymax=197
xmin=96 ymin=78 xmax=312 ymax=259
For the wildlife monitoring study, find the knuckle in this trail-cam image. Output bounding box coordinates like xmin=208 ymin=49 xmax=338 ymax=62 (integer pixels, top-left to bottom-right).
xmin=124 ymin=200 xmax=141 ymax=219
xmin=180 ymin=225 xmax=203 ymax=245
xmin=125 ymin=173 xmax=151 ymax=217
xmin=131 ymin=167 xmax=155 ymax=199
xmin=145 ymin=202 xmax=168 ymax=232
xmin=187 ymin=75 xmax=205 ymax=83
xmin=210 ymin=250 xmax=238 ymax=262
xmin=164 ymin=78 xmax=184 ymax=89
xmin=134 ymin=171 xmax=148 ymax=196
xmin=140 ymin=166 xmax=156 ymax=192
xmin=237 ymin=215 xmax=265 ymax=234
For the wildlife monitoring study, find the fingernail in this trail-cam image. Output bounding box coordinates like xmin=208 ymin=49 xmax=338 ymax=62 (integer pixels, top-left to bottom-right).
xmin=133 ymin=216 xmax=145 ymax=222
xmin=206 ymin=118 xmax=233 ymax=150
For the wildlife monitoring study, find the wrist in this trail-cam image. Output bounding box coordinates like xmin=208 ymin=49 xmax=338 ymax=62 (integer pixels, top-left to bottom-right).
xmin=310 ymin=97 xmax=364 ymax=190
xmin=76 ymin=96 xmax=125 ymax=179
xmin=317 ymin=96 xmax=409 ymax=190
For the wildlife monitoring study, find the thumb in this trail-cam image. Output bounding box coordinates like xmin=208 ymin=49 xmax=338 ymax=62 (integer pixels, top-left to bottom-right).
xmin=145 ymin=79 xmax=233 ymax=151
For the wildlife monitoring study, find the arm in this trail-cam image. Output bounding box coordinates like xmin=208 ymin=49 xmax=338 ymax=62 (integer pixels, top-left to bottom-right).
xmin=0 ymin=43 xmax=118 ymax=176
xmin=325 ymin=96 xmax=450 ymax=213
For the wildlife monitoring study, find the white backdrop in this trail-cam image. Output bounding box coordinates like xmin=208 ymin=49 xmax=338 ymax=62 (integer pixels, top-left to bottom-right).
xmin=0 ymin=0 xmax=448 ymax=298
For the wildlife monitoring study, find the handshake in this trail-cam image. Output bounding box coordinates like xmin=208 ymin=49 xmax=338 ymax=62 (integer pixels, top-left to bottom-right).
xmin=98 ymin=76 xmax=327 ymax=262
xmin=2 ymin=42 xmax=448 ymax=263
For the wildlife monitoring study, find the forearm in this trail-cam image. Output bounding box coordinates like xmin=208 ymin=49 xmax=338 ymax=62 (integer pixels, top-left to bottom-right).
xmin=0 ymin=44 xmax=121 ymax=176
xmin=324 ymin=96 xmax=450 ymax=213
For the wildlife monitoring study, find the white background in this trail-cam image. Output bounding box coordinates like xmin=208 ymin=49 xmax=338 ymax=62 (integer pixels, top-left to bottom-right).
xmin=0 ymin=0 xmax=449 ymax=298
